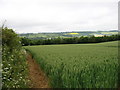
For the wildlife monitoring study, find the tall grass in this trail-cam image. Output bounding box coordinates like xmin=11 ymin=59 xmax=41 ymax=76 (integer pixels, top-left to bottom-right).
xmin=25 ymin=41 xmax=119 ymax=88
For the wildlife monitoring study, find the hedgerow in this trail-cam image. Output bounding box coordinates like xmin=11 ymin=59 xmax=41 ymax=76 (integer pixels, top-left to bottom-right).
xmin=2 ymin=27 xmax=29 ymax=88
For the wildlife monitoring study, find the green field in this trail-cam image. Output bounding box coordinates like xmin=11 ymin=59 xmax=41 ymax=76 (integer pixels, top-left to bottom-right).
xmin=25 ymin=41 xmax=119 ymax=88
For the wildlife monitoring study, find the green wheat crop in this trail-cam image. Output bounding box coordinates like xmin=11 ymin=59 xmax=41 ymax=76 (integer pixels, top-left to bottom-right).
xmin=25 ymin=41 xmax=119 ymax=88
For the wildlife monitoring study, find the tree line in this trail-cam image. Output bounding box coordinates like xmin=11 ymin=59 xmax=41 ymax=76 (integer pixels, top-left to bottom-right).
xmin=21 ymin=34 xmax=120 ymax=46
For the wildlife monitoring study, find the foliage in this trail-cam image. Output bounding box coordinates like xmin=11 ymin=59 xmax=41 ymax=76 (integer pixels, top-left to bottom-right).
xmin=25 ymin=41 xmax=119 ymax=88
xmin=21 ymin=34 xmax=120 ymax=46
xmin=2 ymin=27 xmax=28 ymax=88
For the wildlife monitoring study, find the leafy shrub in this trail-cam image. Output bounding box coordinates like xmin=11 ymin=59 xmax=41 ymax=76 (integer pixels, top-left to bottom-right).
xmin=2 ymin=27 xmax=28 ymax=88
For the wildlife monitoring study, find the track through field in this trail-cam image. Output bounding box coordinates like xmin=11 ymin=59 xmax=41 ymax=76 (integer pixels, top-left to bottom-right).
xmin=27 ymin=53 xmax=50 ymax=88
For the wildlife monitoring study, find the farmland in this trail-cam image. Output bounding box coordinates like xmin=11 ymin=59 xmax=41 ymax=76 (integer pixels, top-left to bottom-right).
xmin=19 ymin=30 xmax=118 ymax=39
xmin=25 ymin=41 xmax=119 ymax=88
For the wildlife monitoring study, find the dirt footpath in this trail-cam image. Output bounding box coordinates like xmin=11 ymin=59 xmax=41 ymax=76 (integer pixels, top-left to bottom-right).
xmin=27 ymin=53 xmax=50 ymax=88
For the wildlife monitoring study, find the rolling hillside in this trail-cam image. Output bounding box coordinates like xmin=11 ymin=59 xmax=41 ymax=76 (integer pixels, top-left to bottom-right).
xmin=19 ymin=30 xmax=118 ymax=39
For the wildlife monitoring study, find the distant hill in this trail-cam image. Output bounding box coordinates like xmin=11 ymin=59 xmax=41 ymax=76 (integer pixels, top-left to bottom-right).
xmin=19 ymin=30 xmax=119 ymax=39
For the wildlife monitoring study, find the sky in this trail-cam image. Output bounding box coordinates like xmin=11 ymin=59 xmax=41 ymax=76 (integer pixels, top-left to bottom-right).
xmin=0 ymin=0 xmax=119 ymax=33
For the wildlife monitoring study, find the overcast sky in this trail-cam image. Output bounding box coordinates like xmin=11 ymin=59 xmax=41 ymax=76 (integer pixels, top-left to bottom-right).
xmin=0 ymin=0 xmax=119 ymax=33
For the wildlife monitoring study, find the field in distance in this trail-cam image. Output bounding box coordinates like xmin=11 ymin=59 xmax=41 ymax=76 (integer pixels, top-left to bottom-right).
xmin=20 ymin=30 xmax=118 ymax=39
xmin=25 ymin=41 xmax=119 ymax=88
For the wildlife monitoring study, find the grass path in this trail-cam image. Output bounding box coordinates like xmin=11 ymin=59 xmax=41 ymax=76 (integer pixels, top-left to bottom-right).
xmin=26 ymin=53 xmax=50 ymax=88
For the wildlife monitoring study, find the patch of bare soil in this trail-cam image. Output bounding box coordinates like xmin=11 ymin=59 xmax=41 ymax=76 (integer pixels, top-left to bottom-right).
xmin=27 ymin=53 xmax=50 ymax=88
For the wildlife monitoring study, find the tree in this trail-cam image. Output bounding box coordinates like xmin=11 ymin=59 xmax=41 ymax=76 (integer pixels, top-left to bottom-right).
xmin=2 ymin=27 xmax=21 ymax=51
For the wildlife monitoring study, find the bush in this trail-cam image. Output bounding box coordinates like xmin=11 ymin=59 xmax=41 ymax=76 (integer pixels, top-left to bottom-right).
xmin=2 ymin=27 xmax=28 ymax=88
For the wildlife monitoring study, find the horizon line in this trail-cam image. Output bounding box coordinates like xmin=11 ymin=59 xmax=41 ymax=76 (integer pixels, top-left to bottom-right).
xmin=16 ymin=29 xmax=119 ymax=34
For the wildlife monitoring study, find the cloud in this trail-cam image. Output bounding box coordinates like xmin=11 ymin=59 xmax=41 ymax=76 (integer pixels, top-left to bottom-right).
xmin=0 ymin=0 xmax=119 ymax=33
